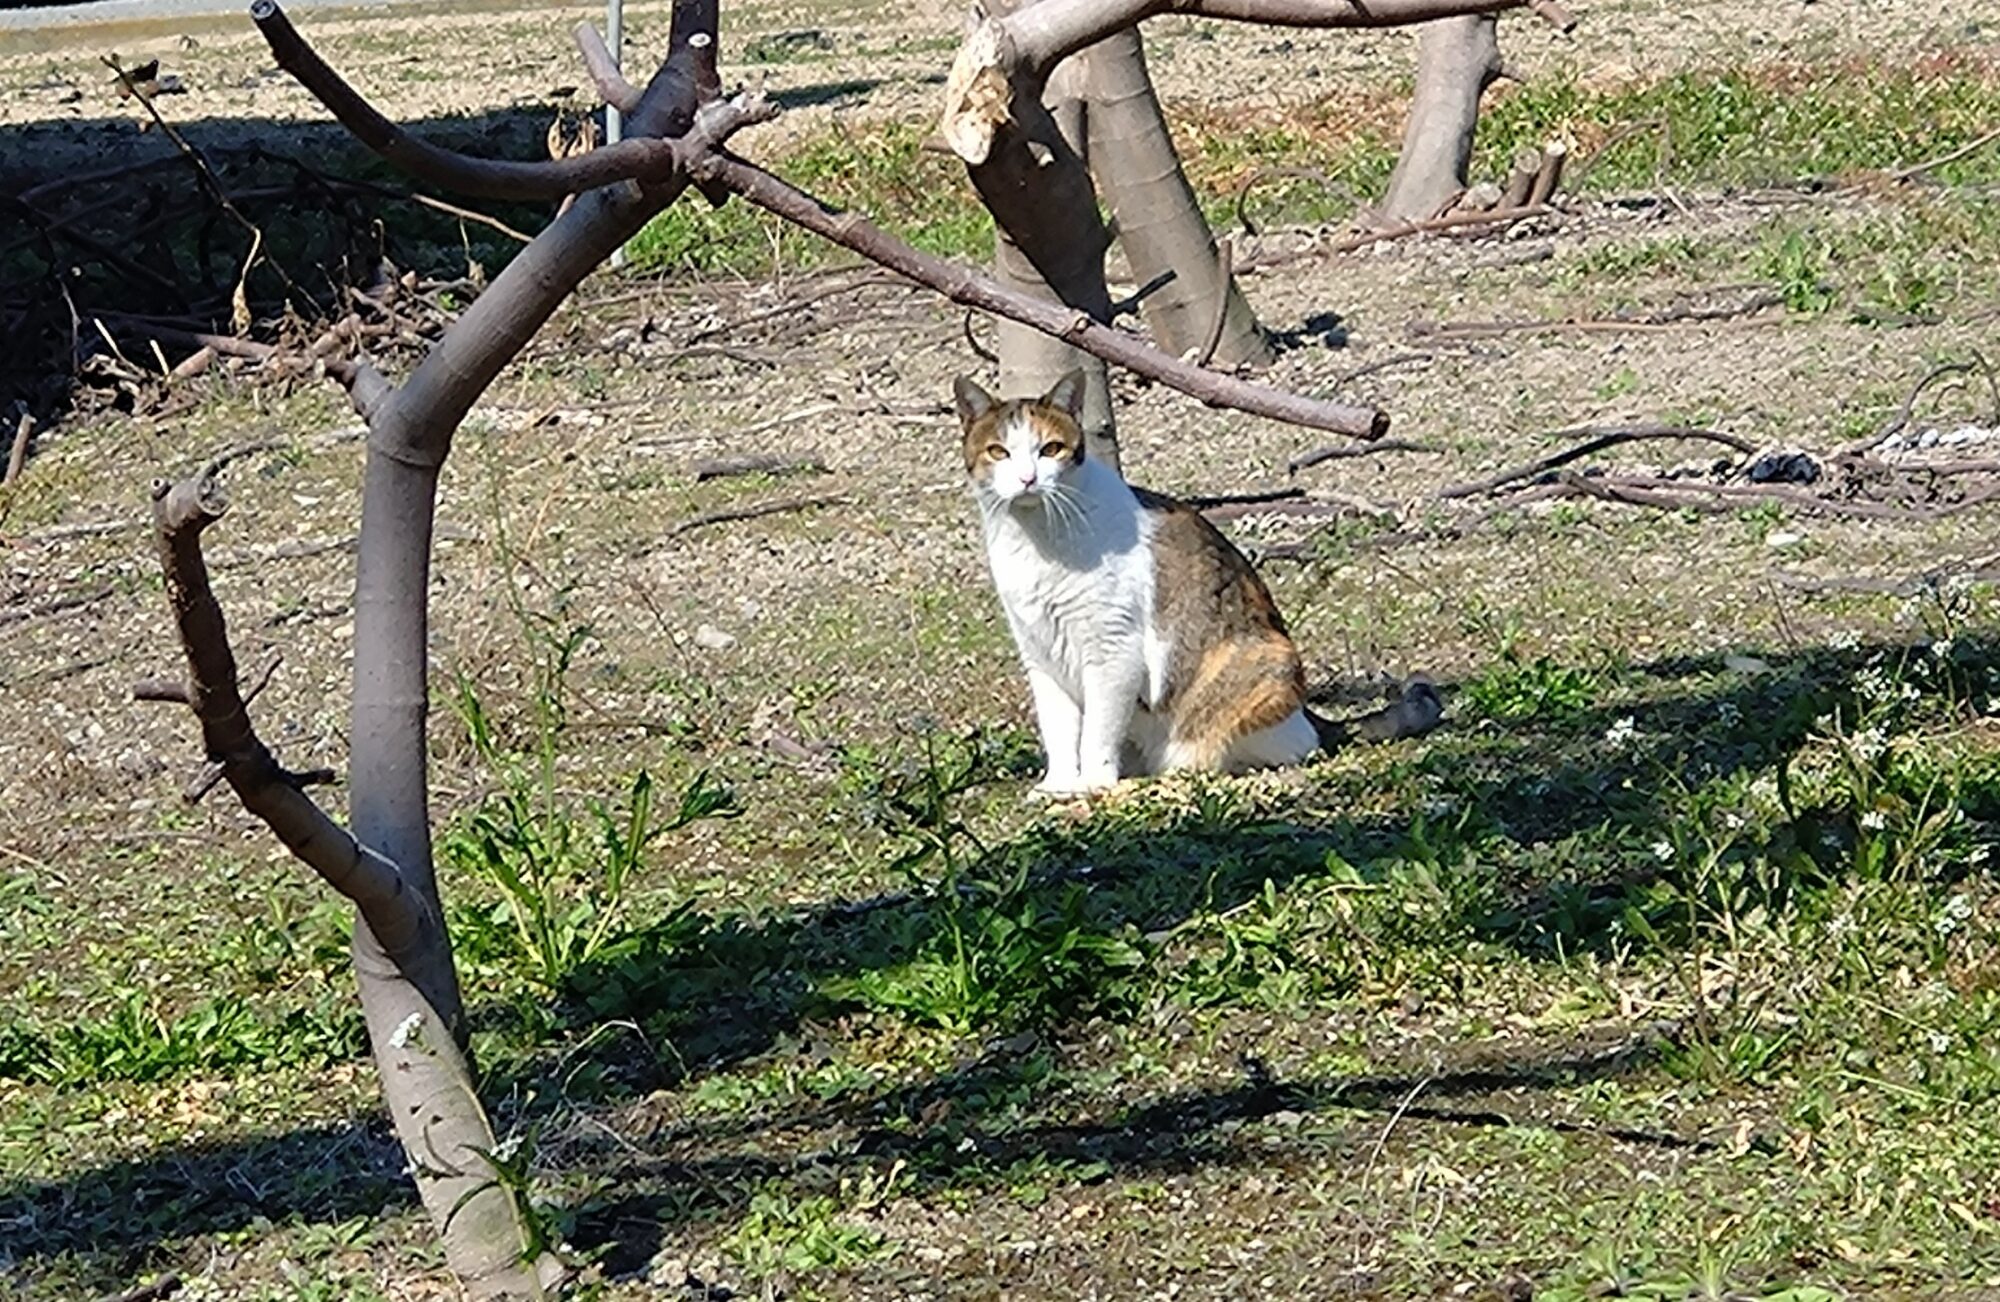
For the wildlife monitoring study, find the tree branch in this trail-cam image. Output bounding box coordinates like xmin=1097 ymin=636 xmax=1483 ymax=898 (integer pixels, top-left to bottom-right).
xmin=699 ymin=153 xmax=1390 ymax=439
xmin=575 ymin=22 xmax=642 ymax=114
xmin=147 ymin=471 xmax=428 ymax=953
xmin=992 ymin=0 xmax=1569 ymax=83
xmin=253 ymin=0 xmax=687 ymax=200
xmin=1437 ymin=423 xmax=1756 ymax=499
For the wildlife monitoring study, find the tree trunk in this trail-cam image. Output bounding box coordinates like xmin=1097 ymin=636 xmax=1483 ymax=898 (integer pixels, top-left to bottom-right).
xmin=1081 ymin=27 xmax=1270 ymax=368
xmin=347 ymin=182 xmax=659 ymax=1299
xmin=1373 ymin=14 xmax=1502 ymax=224
xmin=952 ymin=0 xmax=1121 ymax=472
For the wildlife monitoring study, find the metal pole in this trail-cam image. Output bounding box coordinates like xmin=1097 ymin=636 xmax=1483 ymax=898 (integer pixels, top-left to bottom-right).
xmin=605 ymin=0 xmax=627 ymax=269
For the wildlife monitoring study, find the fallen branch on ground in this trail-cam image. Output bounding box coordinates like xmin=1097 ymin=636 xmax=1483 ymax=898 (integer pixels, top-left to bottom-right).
xmin=1774 ymin=553 xmax=2000 ymax=597
xmin=1839 ymin=355 xmax=2000 ymax=457
xmin=1409 ymin=290 xmax=1784 ymax=342
xmin=1438 ymin=423 xmax=1757 ymax=499
xmin=1202 ymin=492 xmax=1395 ymax=523
xmin=690 ymin=452 xmax=828 ymax=481
xmin=664 ymin=492 xmax=849 ymax=538
xmin=1892 ymin=126 xmax=2000 ymax=185
xmin=1289 ymin=438 xmax=1434 ymax=474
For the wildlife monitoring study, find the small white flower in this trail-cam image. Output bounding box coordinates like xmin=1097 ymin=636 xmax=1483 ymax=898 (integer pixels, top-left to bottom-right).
xmin=1652 ymin=840 xmax=1675 ymax=862
xmin=1933 ymin=639 xmax=1955 ymax=659
xmin=1717 ymin=701 xmax=1742 ymax=727
xmin=1859 ymin=809 xmax=1887 ymax=831
xmin=1604 ymin=717 xmax=1638 ymax=749
xmin=389 ymin=1012 xmax=425 ymax=1049
xmin=1850 ymin=726 xmax=1888 ymax=761
xmin=1937 ymin=893 xmax=1974 ymax=937
xmin=1930 ymin=1030 xmax=1954 ymax=1055
xmin=1829 ymin=629 xmax=1861 ymax=652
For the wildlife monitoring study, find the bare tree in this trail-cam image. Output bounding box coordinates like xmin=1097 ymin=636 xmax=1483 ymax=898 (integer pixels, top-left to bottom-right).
xmin=137 ymin=0 xmax=1550 ymax=1293
xmin=947 ymin=0 xmax=1124 ymax=469
xmin=1082 ymin=27 xmax=1271 ymax=369
xmin=1374 ymin=15 xmax=1504 ymax=223
xmin=940 ymin=0 xmax=1572 ymax=470
xmin=1375 ymin=4 xmax=1576 ymax=224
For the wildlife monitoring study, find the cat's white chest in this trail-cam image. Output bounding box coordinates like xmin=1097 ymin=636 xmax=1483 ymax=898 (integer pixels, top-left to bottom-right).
xmin=981 ymin=486 xmax=1156 ymax=695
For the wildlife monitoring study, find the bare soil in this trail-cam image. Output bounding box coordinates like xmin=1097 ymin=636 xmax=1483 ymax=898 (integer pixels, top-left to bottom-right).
xmin=5 ymin=2 xmax=2000 ymax=1300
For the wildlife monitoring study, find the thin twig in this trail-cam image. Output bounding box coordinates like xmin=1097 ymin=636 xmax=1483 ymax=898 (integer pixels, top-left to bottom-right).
xmin=1182 ymin=486 xmax=1305 ymax=510
xmin=1109 ymin=268 xmax=1177 ymax=318
xmin=664 ymin=492 xmax=849 ymax=537
xmin=4 ymin=412 xmax=30 ymax=486
xmin=1409 ymin=290 xmax=1783 ymax=341
xmin=1840 ymin=356 xmax=2000 ymax=457
xmin=1892 ymin=126 xmax=2000 ymax=184
xmin=1201 ymin=493 xmax=1394 ymax=523
xmin=1288 ymin=438 xmax=1434 ymax=474
xmin=1438 ymin=423 xmax=1757 ymax=499
xmin=1195 ymin=235 xmax=1233 ymax=368
xmin=690 ymin=453 xmax=828 ymax=481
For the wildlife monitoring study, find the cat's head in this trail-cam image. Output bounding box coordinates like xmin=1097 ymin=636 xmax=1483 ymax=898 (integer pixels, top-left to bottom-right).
xmin=952 ymin=371 xmax=1087 ymax=509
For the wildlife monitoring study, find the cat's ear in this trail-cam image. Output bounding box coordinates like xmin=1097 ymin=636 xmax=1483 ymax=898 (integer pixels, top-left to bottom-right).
xmin=952 ymin=375 xmax=997 ymax=428
xmin=1041 ymin=369 xmax=1087 ymax=421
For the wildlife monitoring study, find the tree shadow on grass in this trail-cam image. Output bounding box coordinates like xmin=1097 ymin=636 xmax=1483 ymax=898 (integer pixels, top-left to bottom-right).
xmin=4 ymin=631 xmax=1994 ymax=1290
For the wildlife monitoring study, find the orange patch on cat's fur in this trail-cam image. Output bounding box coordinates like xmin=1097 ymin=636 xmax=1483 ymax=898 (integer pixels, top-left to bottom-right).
xmin=1163 ymin=635 xmax=1306 ymax=770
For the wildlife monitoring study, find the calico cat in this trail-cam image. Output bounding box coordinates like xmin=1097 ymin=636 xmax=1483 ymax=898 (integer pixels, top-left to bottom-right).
xmin=955 ymin=370 xmax=1440 ymax=795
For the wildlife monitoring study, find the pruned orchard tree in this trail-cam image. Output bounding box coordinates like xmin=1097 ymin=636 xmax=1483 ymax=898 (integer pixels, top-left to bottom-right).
xmin=942 ymin=0 xmax=1578 ymax=450
xmin=1376 ymin=3 xmax=1576 ymax=224
xmin=141 ymin=0 xmax=1556 ymax=1295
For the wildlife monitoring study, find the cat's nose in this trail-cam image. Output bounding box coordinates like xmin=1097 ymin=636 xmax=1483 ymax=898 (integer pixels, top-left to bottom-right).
xmin=1016 ymin=468 xmax=1039 ymax=490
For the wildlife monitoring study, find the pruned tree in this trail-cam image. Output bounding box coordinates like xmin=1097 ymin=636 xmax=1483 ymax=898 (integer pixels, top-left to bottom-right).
xmin=941 ymin=0 xmax=1575 ymax=476
xmin=137 ymin=0 xmax=1552 ymax=1294
xmin=1375 ymin=14 xmax=1504 ymax=223
xmin=1082 ymin=27 xmax=1271 ymax=370
xmin=1375 ymin=4 xmax=1576 ymax=224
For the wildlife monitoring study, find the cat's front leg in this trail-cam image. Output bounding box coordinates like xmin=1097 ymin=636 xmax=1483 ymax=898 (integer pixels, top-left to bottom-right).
xmin=1025 ymin=665 xmax=1086 ymax=794
xmin=1076 ymin=659 xmax=1145 ymax=790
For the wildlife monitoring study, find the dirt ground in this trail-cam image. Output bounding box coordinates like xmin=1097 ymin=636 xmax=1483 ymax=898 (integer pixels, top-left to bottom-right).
xmin=6 ymin=1 xmax=2000 ymax=1300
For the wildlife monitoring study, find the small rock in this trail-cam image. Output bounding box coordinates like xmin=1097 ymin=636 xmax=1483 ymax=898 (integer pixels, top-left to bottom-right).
xmin=1764 ymin=530 xmax=1803 ymax=548
xmin=1457 ymin=181 xmax=1504 ymax=213
xmin=1748 ymin=448 xmax=1819 ymax=484
xmin=1267 ymin=1109 xmax=1305 ymax=1129
xmin=692 ymin=623 xmax=736 ymax=650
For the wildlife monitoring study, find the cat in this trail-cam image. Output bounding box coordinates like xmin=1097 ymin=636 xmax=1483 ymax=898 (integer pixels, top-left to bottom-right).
xmin=954 ymin=370 xmax=1440 ymax=795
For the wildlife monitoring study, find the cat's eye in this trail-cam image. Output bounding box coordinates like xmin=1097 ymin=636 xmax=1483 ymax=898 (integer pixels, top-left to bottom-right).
xmin=984 ymin=444 xmax=1007 ymax=462
xmin=1039 ymin=441 xmax=1065 ymax=459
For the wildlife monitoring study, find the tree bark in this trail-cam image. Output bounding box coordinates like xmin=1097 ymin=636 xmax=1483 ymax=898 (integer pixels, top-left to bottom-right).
xmin=1373 ymin=14 xmax=1503 ymax=224
xmin=241 ymin=2 xmax=739 ymax=1294
xmin=952 ymin=0 xmax=1121 ymax=472
xmin=1082 ymin=27 xmax=1270 ymax=368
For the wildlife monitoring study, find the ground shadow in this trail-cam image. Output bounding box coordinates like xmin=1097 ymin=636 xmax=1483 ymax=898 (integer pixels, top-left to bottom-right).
xmin=12 ymin=631 xmax=1988 ymax=1289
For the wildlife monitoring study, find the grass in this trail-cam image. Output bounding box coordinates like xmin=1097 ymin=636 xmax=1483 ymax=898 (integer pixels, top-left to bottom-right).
xmin=12 ymin=28 xmax=2000 ymax=1302
xmin=607 ymin=49 xmax=2000 ymax=327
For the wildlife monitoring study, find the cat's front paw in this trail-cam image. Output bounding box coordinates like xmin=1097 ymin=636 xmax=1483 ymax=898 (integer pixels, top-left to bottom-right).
xmin=1029 ymin=773 xmax=1090 ymax=800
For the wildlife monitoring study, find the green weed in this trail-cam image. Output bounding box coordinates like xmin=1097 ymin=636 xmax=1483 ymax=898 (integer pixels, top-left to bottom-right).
xmin=724 ymin=1184 xmax=889 ymax=1277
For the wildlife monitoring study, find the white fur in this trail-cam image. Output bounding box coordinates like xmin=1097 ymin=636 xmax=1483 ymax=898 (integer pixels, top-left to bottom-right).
xmin=972 ymin=409 xmax=1315 ymax=791
xmin=974 ymin=408 xmax=1154 ymax=793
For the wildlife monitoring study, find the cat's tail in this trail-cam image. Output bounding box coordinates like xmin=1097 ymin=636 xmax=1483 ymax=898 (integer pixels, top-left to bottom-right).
xmin=1306 ymin=674 xmax=1445 ymax=752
